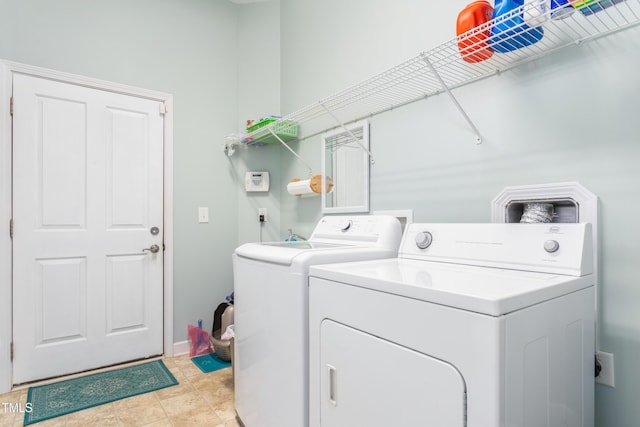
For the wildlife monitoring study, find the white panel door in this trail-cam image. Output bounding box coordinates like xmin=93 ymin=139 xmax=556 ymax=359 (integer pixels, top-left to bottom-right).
xmin=12 ymin=74 xmax=164 ymax=384
xmin=319 ymin=320 xmax=466 ymax=427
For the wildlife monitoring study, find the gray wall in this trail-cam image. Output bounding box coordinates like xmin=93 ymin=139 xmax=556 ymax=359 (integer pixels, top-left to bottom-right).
xmin=235 ymin=1 xmax=283 ymax=245
xmin=275 ymin=0 xmax=640 ymax=426
xmin=3 ymin=0 xmax=639 ymax=424
xmin=0 ymin=0 xmax=245 ymax=343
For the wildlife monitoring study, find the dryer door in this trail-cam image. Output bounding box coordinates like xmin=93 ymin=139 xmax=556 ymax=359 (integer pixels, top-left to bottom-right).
xmin=319 ymin=320 xmax=466 ymax=426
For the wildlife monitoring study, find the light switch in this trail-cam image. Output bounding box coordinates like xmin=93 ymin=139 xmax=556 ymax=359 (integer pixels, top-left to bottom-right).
xmin=198 ymin=207 xmax=209 ymax=223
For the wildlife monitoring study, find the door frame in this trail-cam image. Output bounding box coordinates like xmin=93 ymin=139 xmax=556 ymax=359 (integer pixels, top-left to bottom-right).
xmin=0 ymin=59 xmax=175 ymax=393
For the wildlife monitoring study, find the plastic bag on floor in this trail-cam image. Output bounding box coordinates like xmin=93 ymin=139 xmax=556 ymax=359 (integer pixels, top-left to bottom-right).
xmin=188 ymin=324 xmax=213 ymax=357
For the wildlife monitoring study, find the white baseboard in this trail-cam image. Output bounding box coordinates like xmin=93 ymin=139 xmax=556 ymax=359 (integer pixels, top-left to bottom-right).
xmin=172 ymin=340 xmax=190 ymax=356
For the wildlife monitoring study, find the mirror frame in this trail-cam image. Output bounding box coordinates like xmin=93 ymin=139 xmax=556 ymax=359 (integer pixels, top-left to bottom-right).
xmin=321 ymin=119 xmax=370 ymax=214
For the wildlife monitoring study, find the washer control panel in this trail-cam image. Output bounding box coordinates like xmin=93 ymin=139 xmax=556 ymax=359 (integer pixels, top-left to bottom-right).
xmin=339 ymin=219 xmax=353 ymax=232
xmin=309 ymin=215 xmax=402 ymax=249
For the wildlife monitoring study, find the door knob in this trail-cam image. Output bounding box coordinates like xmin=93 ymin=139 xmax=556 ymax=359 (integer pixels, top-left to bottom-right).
xmin=143 ymin=244 xmax=160 ymax=254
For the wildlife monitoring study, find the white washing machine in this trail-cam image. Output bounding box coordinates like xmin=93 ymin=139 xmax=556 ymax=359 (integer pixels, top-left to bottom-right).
xmin=233 ymin=215 xmax=402 ymax=427
xmin=309 ymin=223 xmax=595 ymax=427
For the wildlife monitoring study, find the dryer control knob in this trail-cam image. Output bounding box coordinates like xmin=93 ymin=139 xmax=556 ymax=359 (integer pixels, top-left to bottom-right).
xmin=415 ymin=231 xmax=433 ymax=249
xmin=544 ymin=239 xmax=560 ymax=253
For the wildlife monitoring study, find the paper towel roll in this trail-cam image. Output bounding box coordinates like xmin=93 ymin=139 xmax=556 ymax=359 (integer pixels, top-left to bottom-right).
xmin=287 ymin=175 xmax=334 ymax=196
xmin=287 ymin=179 xmax=314 ymax=196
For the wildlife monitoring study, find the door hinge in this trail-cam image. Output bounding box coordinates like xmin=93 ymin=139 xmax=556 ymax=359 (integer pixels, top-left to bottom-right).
xmin=159 ymin=102 xmax=167 ymax=115
xmin=10 ymin=342 xmax=13 ymax=362
xmin=9 ymin=218 xmax=13 ymax=239
xmin=10 ymin=96 xmax=14 ymax=116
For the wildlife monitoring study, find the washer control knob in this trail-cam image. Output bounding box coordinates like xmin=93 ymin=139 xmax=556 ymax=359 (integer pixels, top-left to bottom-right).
xmin=340 ymin=219 xmax=353 ymax=231
xmin=415 ymin=231 xmax=433 ymax=249
xmin=544 ymin=240 xmax=560 ymax=253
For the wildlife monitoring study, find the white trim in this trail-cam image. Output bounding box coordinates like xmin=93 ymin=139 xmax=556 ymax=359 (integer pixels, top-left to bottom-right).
xmin=172 ymin=340 xmax=190 ymax=357
xmin=321 ymin=119 xmax=371 ymax=214
xmin=0 ymin=61 xmax=12 ymax=394
xmin=163 ymin=96 xmax=175 ymax=359
xmin=0 ymin=59 xmax=174 ymax=392
xmin=2 ymin=60 xmax=170 ymax=102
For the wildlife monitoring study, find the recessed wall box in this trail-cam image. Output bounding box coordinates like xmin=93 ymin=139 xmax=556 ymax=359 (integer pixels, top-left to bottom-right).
xmin=492 ymin=181 xmax=600 ymax=343
xmin=491 ymin=182 xmax=597 ymax=229
xmin=245 ymin=171 xmax=270 ymax=192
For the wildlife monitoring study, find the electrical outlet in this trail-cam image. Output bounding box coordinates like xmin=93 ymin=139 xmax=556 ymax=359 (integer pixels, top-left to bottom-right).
xmin=596 ymin=351 xmax=615 ymax=387
xmin=258 ymin=208 xmax=267 ymax=222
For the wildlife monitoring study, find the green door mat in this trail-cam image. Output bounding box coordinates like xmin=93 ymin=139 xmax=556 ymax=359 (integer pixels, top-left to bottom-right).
xmin=24 ymin=359 xmax=178 ymax=425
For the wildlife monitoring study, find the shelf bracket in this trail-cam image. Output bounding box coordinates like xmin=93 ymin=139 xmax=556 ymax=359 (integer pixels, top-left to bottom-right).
xmin=319 ymin=102 xmax=375 ymax=164
xmin=223 ymin=134 xmax=241 ymax=157
xmin=267 ymin=127 xmax=314 ymax=176
xmin=421 ymin=54 xmax=482 ymax=144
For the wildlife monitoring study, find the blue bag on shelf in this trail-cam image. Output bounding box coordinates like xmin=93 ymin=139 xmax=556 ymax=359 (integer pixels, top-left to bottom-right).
xmin=489 ymin=0 xmax=544 ymax=53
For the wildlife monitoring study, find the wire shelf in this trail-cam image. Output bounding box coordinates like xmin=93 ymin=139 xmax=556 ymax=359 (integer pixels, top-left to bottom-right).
xmin=228 ymin=0 xmax=640 ymax=151
xmin=324 ymin=126 xmax=365 ymax=151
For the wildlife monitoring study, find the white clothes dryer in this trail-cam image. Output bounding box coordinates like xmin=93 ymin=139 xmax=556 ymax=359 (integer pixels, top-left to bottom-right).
xmin=309 ymin=223 xmax=595 ymax=427
xmin=233 ymin=215 xmax=402 ymax=427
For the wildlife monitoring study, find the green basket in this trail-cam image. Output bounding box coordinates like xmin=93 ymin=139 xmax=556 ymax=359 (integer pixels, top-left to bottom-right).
xmin=246 ymin=117 xmax=278 ymax=133
xmin=246 ymin=118 xmax=299 ymax=145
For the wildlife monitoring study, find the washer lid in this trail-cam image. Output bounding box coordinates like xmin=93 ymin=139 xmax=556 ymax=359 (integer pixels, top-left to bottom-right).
xmin=234 ymin=215 xmax=402 ymax=266
xmin=260 ymin=241 xmax=342 ymax=250
xmin=235 ymin=241 xmax=348 ymax=265
xmin=310 ymin=258 xmax=594 ymax=316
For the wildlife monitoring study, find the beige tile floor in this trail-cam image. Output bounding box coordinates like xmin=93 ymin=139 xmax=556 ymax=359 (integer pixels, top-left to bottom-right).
xmin=0 ymin=355 xmax=240 ymax=427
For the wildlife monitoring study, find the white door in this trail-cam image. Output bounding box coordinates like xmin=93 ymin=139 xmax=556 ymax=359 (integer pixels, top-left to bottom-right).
xmin=319 ymin=320 xmax=466 ymax=426
xmin=12 ymin=74 xmax=164 ymax=384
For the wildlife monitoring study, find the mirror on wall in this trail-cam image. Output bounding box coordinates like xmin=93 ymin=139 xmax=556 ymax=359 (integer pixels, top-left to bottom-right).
xmin=321 ymin=119 xmax=370 ymax=213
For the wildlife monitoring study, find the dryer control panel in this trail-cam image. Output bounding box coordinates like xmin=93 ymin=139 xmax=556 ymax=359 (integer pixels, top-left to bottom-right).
xmin=399 ymin=223 xmax=593 ymax=277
